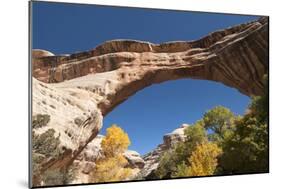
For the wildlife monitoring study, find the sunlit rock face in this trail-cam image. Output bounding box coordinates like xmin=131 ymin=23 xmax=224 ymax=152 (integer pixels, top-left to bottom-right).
xmin=124 ymin=150 xmax=145 ymax=169
xmin=31 ymin=17 xmax=268 ymax=181
xmin=163 ymin=124 xmax=189 ymax=149
xmin=138 ymin=124 xmax=189 ymax=179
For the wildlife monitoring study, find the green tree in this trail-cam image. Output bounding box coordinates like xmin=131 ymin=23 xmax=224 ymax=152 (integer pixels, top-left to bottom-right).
xmin=220 ymin=107 xmax=268 ymax=173
xmin=172 ymin=161 xmax=189 ymax=177
xmin=152 ymin=74 xmax=268 ymax=178
xmin=219 ymin=75 xmax=268 ymax=174
xmin=184 ymin=120 xmax=208 ymax=153
xmin=153 ymin=148 xmax=180 ymax=179
xmin=202 ymin=106 xmax=235 ymax=143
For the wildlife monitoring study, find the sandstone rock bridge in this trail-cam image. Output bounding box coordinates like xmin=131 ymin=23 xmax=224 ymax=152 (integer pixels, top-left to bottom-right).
xmin=31 ymin=17 xmax=268 ymax=172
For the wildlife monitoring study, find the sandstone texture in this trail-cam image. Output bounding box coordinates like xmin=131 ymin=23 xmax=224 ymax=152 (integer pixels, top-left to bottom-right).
xmin=163 ymin=123 xmax=189 ymax=149
xmin=138 ymin=124 xmax=189 ymax=178
xmin=31 ymin=17 xmax=269 ymax=181
xmin=124 ymin=150 xmax=145 ymax=169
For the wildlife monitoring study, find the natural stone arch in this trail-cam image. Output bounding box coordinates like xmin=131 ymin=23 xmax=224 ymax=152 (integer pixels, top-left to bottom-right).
xmin=31 ymin=17 xmax=268 ymax=175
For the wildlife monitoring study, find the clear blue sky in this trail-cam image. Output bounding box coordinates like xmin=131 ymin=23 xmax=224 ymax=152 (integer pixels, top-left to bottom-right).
xmin=32 ymin=1 xmax=258 ymax=155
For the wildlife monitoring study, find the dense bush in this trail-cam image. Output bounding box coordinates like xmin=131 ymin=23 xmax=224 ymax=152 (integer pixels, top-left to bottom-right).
xmin=219 ymin=92 xmax=268 ymax=173
xmin=218 ymin=75 xmax=268 ymax=174
xmin=32 ymin=114 xmax=50 ymax=129
xmin=32 ymin=129 xmax=61 ymax=158
xmin=32 ymin=129 xmax=59 ymax=186
xmin=32 ymin=128 xmax=77 ymax=187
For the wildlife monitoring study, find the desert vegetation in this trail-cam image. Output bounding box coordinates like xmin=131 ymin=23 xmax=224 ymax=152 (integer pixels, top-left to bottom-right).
xmin=150 ymin=76 xmax=269 ymax=179
xmin=90 ymin=124 xmax=133 ymax=183
xmin=31 ymin=75 xmax=268 ymax=186
xmin=32 ymin=115 xmax=77 ymax=186
xmin=32 ymin=114 xmax=50 ymax=129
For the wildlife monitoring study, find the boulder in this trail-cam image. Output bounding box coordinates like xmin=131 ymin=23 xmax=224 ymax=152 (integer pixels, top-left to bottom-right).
xmin=124 ymin=150 xmax=145 ymax=169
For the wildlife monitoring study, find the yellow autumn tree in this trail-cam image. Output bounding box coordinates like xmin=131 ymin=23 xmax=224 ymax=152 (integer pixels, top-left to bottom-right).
xmin=91 ymin=124 xmax=132 ymax=183
xmin=101 ymin=124 xmax=130 ymax=157
xmin=91 ymin=155 xmax=132 ymax=182
xmin=187 ymin=142 xmax=222 ymax=176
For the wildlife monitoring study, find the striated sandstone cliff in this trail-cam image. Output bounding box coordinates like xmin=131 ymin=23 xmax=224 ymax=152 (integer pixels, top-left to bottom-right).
xmin=31 ymin=17 xmax=269 ymax=185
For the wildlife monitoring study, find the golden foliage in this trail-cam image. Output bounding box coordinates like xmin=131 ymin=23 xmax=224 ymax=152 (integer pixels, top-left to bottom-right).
xmin=91 ymin=124 xmax=132 ymax=183
xmin=91 ymin=154 xmax=132 ymax=182
xmin=187 ymin=143 xmax=222 ymax=176
xmin=101 ymin=124 xmax=131 ymax=157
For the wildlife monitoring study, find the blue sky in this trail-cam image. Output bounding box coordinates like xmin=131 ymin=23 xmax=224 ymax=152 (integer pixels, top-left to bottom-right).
xmin=32 ymin=2 xmax=258 ymax=155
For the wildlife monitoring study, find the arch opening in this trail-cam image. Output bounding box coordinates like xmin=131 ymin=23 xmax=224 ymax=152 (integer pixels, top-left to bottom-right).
xmin=101 ymin=78 xmax=250 ymax=155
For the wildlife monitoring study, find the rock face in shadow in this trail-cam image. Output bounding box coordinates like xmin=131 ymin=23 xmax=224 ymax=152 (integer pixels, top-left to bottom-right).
xmin=31 ymin=17 xmax=268 ymax=185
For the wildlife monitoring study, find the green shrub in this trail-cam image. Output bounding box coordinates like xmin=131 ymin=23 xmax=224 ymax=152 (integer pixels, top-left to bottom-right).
xmin=42 ymin=166 xmax=77 ymax=186
xmin=32 ymin=129 xmax=61 ymax=158
xmin=32 ymin=114 xmax=50 ymax=129
xmin=172 ymin=162 xmax=188 ymax=178
xmin=32 ymin=126 xmax=77 ymax=186
xmin=42 ymin=169 xmax=65 ymax=186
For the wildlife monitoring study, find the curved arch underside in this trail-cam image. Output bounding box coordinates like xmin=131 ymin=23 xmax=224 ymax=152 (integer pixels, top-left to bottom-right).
xmin=32 ymin=17 xmax=268 ymax=172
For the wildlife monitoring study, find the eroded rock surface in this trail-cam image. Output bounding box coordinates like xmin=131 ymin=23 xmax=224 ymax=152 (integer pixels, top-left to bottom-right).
xmin=124 ymin=150 xmax=145 ymax=169
xmin=32 ymin=78 xmax=103 ymax=172
xmin=31 ymin=17 xmax=269 ymax=185
xmin=138 ymin=124 xmax=189 ymax=178
xmin=163 ymin=123 xmax=189 ymax=149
